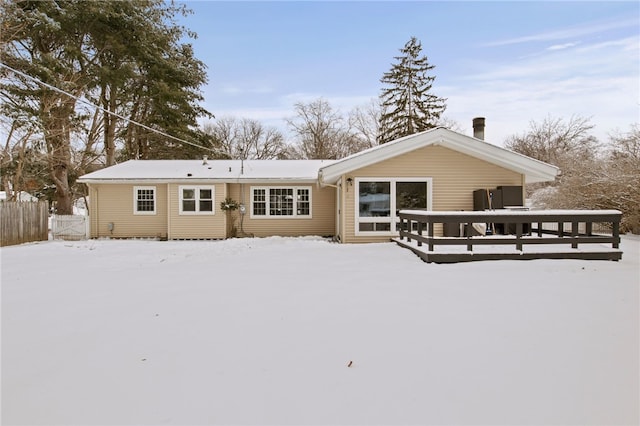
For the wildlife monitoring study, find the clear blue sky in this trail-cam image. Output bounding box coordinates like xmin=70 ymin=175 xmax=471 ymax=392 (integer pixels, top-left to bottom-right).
xmin=176 ymin=1 xmax=639 ymax=144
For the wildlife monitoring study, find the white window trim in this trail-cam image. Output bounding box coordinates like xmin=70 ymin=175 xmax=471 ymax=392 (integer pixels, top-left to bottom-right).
xmin=250 ymin=186 xmax=313 ymax=219
xmin=354 ymin=177 xmax=432 ymax=236
xmin=178 ymin=185 xmax=215 ymax=215
xmin=133 ymin=186 xmax=157 ymax=215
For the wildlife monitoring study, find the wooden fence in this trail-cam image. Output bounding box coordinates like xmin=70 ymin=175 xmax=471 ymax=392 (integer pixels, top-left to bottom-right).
xmin=0 ymin=201 xmax=50 ymax=247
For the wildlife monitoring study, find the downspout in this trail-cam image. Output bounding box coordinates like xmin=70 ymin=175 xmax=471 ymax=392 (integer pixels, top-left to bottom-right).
xmin=93 ymin=185 xmax=98 ymax=238
xmin=317 ymin=170 xmax=339 ymax=188
xmin=166 ymin=183 xmax=171 ymax=240
xmin=320 ymin=182 xmax=339 ymax=189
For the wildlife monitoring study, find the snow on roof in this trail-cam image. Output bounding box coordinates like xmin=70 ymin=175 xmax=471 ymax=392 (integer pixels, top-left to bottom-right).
xmin=79 ymin=128 xmax=559 ymax=185
xmin=78 ymin=159 xmax=336 ymax=183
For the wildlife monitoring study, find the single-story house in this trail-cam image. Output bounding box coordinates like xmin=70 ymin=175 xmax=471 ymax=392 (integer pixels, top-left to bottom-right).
xmin=77 ymin=123 xmax=559 ymax=243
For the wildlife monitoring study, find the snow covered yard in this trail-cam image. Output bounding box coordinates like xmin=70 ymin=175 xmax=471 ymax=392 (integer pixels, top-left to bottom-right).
xmin=2 ymin=236 xmax=638 ymax=426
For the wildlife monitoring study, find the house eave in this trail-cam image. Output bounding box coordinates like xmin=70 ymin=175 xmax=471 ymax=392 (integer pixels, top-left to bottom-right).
xmin=78 ymin=177 xmax=320 ymax=185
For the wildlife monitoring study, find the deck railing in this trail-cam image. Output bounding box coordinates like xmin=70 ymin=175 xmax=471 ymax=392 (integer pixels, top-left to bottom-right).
xmin=396 ymin=209 xmax=622 ymax=263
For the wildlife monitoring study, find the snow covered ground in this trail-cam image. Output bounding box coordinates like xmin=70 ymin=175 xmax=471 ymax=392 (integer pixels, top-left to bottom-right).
xmin=2 ymin=235 xmax=639 ymax=425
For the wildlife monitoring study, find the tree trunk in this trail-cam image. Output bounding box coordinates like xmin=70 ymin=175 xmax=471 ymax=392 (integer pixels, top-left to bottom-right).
xmin=43 ymin=96 xmax=75 ymax=215
xmin=102 ymin=84 xmax=117 ymax=166
xmin=51 ymin=163 xmax=73 ymax=214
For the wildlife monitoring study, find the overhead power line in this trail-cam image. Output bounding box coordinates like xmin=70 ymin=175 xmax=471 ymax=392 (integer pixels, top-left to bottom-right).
xmin=0 ymin=61 xmax=219 ymax=155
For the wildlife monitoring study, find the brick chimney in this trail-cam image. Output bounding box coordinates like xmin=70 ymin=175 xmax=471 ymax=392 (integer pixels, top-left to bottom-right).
xmin=473 ymin=117 xmax=485 ymax=140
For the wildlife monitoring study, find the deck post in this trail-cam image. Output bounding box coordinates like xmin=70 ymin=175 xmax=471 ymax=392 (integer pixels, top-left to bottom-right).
xmin=417 ymin=221 xmax=423 ymax=247
xmin=586 ymin=222 xmax=593 ymax=236
xmin=558 ymin=221 xmax=564 ymax=237
xmin=612 ymin=220 xmax=620 ymax=249
xmin=571 ymin=221 xmax=579 ymax=248
xmin=516 ymin=222 xmax=523 ymax=251
xmin=537 ymin=222 xmax=543 ymax=237
xmin=428 ymin=218 xmax=434 ymax=251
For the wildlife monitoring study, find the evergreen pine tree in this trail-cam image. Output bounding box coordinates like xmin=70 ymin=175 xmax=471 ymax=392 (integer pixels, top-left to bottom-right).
xmin=378 ymin=37 xmax=446 ymax=144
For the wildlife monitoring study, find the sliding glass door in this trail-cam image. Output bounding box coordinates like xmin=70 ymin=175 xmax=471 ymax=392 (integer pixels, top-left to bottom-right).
xmin=356 ymin=178 xmax=431 ymax=235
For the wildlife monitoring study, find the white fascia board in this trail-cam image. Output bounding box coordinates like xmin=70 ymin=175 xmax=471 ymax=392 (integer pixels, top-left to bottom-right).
xmin=78 ymin=178 xmax=319 ymax=185
xmin=77 ymin=178 xmax=227 ymax=184
xmin=225 ymin=178 xmax=319 ymax=184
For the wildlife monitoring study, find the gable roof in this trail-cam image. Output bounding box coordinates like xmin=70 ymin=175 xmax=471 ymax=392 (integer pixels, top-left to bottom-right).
xmin=78 ymin=159 xmax=335 ymax=184
xmin=318 ymin=127 xmax=559 ymax=185
xmin=79 ymin=128 xmax=559 ymax=186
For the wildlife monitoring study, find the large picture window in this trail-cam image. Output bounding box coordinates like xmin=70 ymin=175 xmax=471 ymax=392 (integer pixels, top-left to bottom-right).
xmin=356 ymin=178 xmax=431 ymax=234
xmin=251 ymin=186 xmax=312 ymax=218
xmin=134 ymin=186 xmax=156 ymax=215
xmin=179 ymin=186 xmax=214 ymax=214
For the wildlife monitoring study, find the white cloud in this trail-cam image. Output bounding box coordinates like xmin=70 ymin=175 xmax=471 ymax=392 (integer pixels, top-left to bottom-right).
xmin=441 ymin=35 xmax=639 ymax=144
xmin=484 ymin=17 xmax=638 ymax=46
xmin=219 ymin=84 xmax=274 ymax=96
xmin=202 ymin=28 xmax=638 ymax=148
xmin=547 ymin=42 xmax=579 ymax=51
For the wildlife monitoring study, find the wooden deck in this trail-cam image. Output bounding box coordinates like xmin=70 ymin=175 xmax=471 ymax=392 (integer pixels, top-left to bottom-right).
xmin=396 ymin=209 xmax=623 ymax=263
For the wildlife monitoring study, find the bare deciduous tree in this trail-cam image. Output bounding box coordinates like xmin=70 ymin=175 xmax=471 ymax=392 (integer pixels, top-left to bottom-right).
xmin=505 ymin=115 xmax=599 ymax=173
xmin=286 ymin=99 xmax=345 ymax=159
xmin=203 ymin=117 xmax=289 ymax=160
xmin=286 ymin=98 xmax=368 ymax=159
xmin=348 ymin=100 xmax=381 ymax=149
xmin=513 ymin=118 xmax=639 ymax=233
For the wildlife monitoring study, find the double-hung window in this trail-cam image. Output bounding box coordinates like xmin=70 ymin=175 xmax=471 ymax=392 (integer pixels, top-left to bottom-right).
xmin=179 ymin=186 xmax=214 ymax=215
xmin=251 ymin=186 xmax=311 ymax=218
xmin=134 ymin=186 xmax=156 ymax=215
xmin=356 ymin=178 xmax=431 ymax=234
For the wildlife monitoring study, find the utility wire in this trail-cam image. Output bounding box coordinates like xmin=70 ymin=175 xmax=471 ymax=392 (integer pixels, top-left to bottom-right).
xmin=0 ymin=61 xmax=220 ymax=155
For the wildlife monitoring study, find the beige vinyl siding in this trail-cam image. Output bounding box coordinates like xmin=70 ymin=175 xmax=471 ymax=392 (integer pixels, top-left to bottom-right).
xmin=87 ymin=184 xmax=168 ymax=238
xmin=342 ymin=145 xmax=523 ymax=243
xmin=167 ymin=183 xmax=227 ymax=239
xmin=226 ymin=183 xmax=335 ymax=237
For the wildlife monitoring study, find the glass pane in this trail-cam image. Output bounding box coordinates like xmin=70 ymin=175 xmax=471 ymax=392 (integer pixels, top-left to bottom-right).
xmin=137 ymin=200 xmax=154 ymax=211
xmin=270 ymin=188 xmax=293 ymax=216
xmin=396 ymin=182 xmax=427 ymax=212
xmin=138 ymin=190 xmax=154 ymax=200
xmin=183 ymin=200 xmax=196 ymax=211
xmin=136 ymin=189 xmax=154 ymax=212
xmin=359 ymin=222 xmax=391 ymax=232
xmin=359 ymin=182 xmax=390 ymax=217
xmin=199 ymin=200 xmax=213 ymax=212
xmin=359 ymin=222 xmax=374 ymax=232
xmin=182 ymin=189 xmax=195 ymax=199
xmin=253 ymin=189 xmax=266 ymax=215
xmin=297 ymin=189 xmax=310 ymax=215
xmin=199 ymin=189 xmax=212 ymax=199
